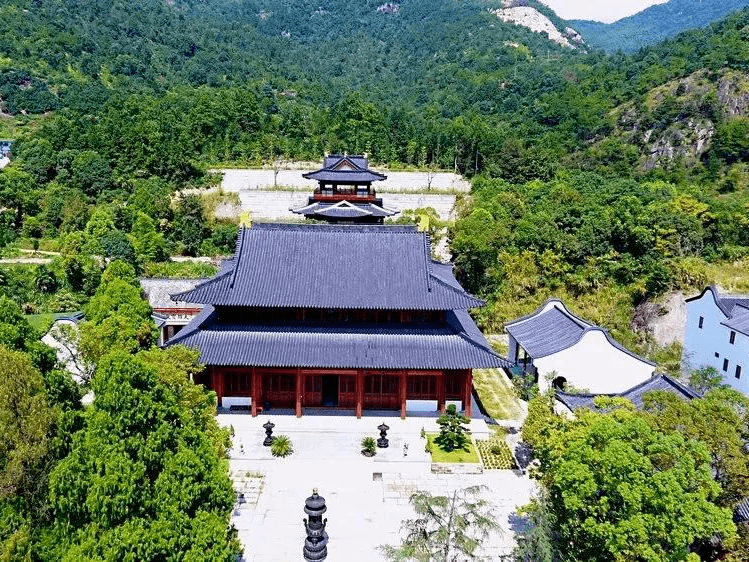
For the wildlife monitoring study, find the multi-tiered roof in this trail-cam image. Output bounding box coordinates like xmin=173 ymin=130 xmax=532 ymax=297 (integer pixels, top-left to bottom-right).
xmin=169 ymin=223 xmax=505 ymax=370
xmin=291 ymin=155 xmax=397 ymax=223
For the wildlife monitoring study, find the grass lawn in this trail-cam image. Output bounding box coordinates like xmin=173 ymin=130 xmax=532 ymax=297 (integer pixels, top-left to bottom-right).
xmin=26 ymin=313 xmax=57 ymax=334
xmin=472 ymin=368 xmax=523 ymax=420
xmin=426 ymin=434 xmax=480 ymax=463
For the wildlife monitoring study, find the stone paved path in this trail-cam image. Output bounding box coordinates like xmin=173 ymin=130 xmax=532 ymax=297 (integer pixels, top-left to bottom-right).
xmin=220 ymin=413 xmax=536 ymax=562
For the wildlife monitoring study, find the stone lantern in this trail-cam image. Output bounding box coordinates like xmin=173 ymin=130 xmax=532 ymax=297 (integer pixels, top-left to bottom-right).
xmin=303 ymin=488 xmax=328 ymax=561
xmin=377 ymin=422 xmax=390 ymax=448
xmin=263 ymin=420 xmax=275 ymax=446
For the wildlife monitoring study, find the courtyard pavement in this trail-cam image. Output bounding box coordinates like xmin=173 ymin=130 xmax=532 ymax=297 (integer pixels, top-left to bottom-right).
xmin=220 ymin=411 xmax=536 ymax=562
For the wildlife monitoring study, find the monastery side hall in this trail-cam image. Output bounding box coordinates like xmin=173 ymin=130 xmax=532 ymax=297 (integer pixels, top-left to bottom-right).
xmin=168 ymin=223 xmax=506 ymax=418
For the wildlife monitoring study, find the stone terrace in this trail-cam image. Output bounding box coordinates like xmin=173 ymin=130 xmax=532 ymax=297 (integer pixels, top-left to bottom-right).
xmin=221 ymin=412 xmax=536 ymax=562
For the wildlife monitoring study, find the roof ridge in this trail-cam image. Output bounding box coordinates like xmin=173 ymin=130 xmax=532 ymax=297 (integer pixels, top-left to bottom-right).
xmin=423 ymin=233 xmax=433 ymax=293
xmin=428 ymin=274 xmax=484 ymax=307
xmin=505 ymin=297 xmax=568 ymax=327
xmin=229 ymin=227 xmax=246 ymax=289
xmin=579 ymin=326 xmax=656 ymax=367
xmin=453 ymin=325 xmax=505 ymax=359
xmin=686 ymin=286 xmax=732 ymax=317
xmin=171 ymin=270 xmax=232 ymax=302
xmin=657 ymin=374 xmax=702 ymax=398
xmin=250 ymin=223 xmax=416 ymax=233
xmin=166 ymin=305 xmax=216 ymax=345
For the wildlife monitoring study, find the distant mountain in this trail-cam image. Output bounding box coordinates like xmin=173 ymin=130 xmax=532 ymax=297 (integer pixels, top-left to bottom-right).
xmin=572 ymin=0 xmax=749 ymax=52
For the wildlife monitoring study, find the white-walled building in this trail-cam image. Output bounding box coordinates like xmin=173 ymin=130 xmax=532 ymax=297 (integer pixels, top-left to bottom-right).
xmin=684 ymin=286 xmax=749 ymax=395
xmin=506 ymin=299 xmax=655 ymax=394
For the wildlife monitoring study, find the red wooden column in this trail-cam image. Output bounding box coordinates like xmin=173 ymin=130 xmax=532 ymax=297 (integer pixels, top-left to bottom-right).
xmin=251 ymin=367 xmax=259 ymax=417
xmin=399 ymin=371 xmax=407 ymax=419
xmin=436 ymin=371 xmax=446 ymax=414
xmin=355 ymin=370 xmax=364 ymax=419
xmin=463 ymin=369 xmax=473 ymax=418
xmin=212 ymin=367 xmax=224 ymax=408
xmin=295 ymin=368 xmax=303 ymax=418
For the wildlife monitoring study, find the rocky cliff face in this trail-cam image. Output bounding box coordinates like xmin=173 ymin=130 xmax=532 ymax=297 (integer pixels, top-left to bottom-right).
xmin=598 ymin=69 xmax=749 ymax=171
xmin=489 ymin=1 xmax=582 ymax=49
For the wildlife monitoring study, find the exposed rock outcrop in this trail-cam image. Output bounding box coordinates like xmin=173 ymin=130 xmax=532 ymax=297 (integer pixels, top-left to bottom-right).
xmin=489 ymin=5 xmax=573 ymax=49
xmin=632 ymin=293 xmax=686 ymax=347
xmin=594 ymin=69 xmax=749 ymax=171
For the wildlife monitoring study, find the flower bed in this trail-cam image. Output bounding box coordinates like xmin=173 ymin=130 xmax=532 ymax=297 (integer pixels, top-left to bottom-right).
xmin=475 ymin=434 xmax=516 ymax=470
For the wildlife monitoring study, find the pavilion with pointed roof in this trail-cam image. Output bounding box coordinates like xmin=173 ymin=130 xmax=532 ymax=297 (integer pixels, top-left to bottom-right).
xmin=291 ymin=154 xmax=398 ymax=223
xmin=168 ymin=223 xmax=506 ymax=417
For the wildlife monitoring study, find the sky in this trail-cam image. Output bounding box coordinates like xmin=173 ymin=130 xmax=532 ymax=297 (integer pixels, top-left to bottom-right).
xmin=538 ymin=0 xmax=670 ymax=23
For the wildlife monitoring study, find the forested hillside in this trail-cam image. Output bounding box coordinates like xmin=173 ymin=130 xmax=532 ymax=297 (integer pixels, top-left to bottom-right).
xmin=2 ymin=0 xmax=749 ymax=559
xmin=573 ymin=0 xmax=749 ymax=53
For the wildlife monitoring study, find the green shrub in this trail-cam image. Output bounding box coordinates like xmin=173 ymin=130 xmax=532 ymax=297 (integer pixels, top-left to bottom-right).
xmin=435 ymin=404 xmax=470 ymax=452
xmin=361 ymin=436 xmax=377 ymax=456
xmin=270 ymin=434 xmax=293 ymax=458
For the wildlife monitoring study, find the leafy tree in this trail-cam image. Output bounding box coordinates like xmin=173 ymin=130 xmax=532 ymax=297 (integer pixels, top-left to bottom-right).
xmin=78 ymin=261 xmax=155 ymax=362
xmin=0 ymin=296 xmax=56 ymax=373
xmin=68 ymin=150 xmax=113 ymax=197
xmin=642 ymin=389 xmax=749 ymax=510
xmin=174 ymin=194 xmax=207 ymax=256
xmin=130 ymin=212 xmax=168 ymax=263
xmin=435 ymin=404 xmax=470 ymax=452
xmin=528 ymin=407 xmax=736 ymax=561
xmin=380 ymin=486 xmax=497 ymax=562
xmin=0 ymin=347 xmax=57 ymax=559
xmin=62 ymin=254 xmax=101 ymax=295
xmin=688 ymin=365 xmax=724 ymax=394
xmin=0 ymin=167 xmax=37 ymax=230
xmin=47 ymin=351 xmax=239 ymax=559
xmin=137 ymin=345 xmax=229 ymax=455
xmin=0 ymin=347 xmax=53 ymax=504
xmin=33 ymin=265 xmax=58 ymax=294
xmin=511 ymin=490 xmax=558 ymax=562
xmin=714 ymin=116 xmax=749 ymax=164
xmin=100 ymin=231 xmax=138 ymax=270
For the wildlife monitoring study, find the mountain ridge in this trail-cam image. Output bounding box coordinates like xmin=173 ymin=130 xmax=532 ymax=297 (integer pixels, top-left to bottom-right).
xmin=571 ymin=0 xmax=749 ymax=52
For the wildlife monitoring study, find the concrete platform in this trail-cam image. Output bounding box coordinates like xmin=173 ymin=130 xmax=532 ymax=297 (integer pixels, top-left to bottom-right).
xmin=220 ymin=412 xmax=536 ymax=561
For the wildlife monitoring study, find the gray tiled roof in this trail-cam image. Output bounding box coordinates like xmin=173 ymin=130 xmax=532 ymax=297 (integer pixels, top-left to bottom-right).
xmin=505 ymin=300 xmax=655 ymax=368
xmin=505 ymin=305 xmax=589 ymax=358
xmin=291 ymin=201 xmax=398 ymax=218
xmin=304 ymin=170 xmax=387 ymax=182
xmin=736 ymin=496 xmax=749 ymax=523
xmin=324 ymin=155 xmax=369 ymax=169
xmin=139 ymin=278 xmax=207 ymax=309
xmin=172 ymin=224 xmax=483 ymax=310
xmin=303 ymin=155 xmax=387 ymax=183
xmin=719 ymin=295 xmax=749 ymax=314
xmin=722 ymin=306 xmax=749 ymax=337
xmin=556 ymin=374 xmax=700 ymax=411
xmin=168 ymin=306 xmax=507 ymax=370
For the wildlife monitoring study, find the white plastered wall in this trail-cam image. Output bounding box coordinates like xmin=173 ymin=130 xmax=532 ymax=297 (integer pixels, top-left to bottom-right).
xmin=535 ymin=329 xmax=654 ymax=394
xmin=684 ymin=289 xmax=749 ymax=395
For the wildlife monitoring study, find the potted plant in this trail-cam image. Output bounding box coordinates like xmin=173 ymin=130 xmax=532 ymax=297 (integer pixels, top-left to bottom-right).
xmin=270 ymin=434 xmax=293 ymax=457
xmin=361 ymin=436 xmax=377 ymax=457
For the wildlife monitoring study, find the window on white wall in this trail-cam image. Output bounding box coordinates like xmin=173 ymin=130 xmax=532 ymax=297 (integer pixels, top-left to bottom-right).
xmin=723 ymin=358 xmax=729 ymax=372
xmin=736 ymin=365 xmax=742 ymax=379
xmin=698 ymin=316 xmax=704 ymax=328
xmin=730 ymin=331 xmax=736 ymax=344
